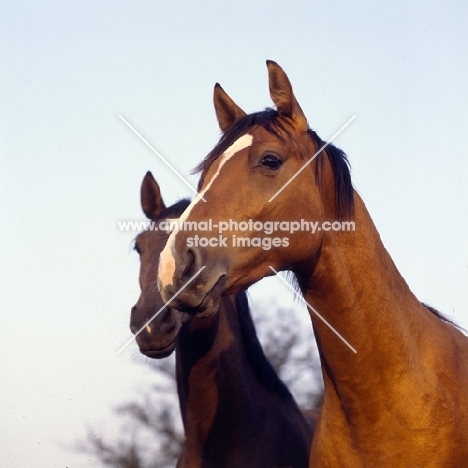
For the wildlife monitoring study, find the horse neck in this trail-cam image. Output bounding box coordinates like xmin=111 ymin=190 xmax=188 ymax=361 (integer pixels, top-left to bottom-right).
xmin=174 ymin=293 xmax=286 ymax=451
xmin=303 ymin=189 xmax=434 ymax=395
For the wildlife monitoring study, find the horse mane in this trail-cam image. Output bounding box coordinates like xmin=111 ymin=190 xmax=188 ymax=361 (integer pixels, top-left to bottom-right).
xmin=234 ymin=291 xmax=293 ymax=400
xmin=308 ymin=128 xmax=354 ymax=220
xmin=422 ymin=302 xmax=464 ymax=331
xmin=153 ymin=198 xmax=191 ymax=221
xmin=192 ymin=108 xmax=354 ymax=220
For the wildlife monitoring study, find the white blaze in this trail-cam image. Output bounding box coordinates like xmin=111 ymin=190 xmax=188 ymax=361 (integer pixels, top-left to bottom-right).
xmin=158 ymin=134 xmax=253 ymax=289
xmin=164 ymin=218 xmax=180 ymax=234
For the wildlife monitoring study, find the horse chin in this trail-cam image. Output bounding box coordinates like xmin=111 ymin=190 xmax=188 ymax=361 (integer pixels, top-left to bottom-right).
xmin=138 ymin=341 xmax=176 ymax=359
xmin=180 ymin=290 xmax=221 ymax=319
xmin=166 ymin=272 xmax=225 ymax=318
xmin=191 ymin=303 xmax=219 ymax=319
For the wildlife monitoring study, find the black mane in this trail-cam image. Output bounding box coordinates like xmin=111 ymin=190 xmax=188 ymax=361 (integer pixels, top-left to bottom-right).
xmin=308 ymin=128 xmax=354 ymax=220
xmin=193 ymin=108 xmax=354 ymax=220
xmin=152 ymin=198 xmax=191 ymax=222
xmin=234 ymin=291 xmax=292 ymax=400
xmin=422 ymin=303 xmax=464 ymax=331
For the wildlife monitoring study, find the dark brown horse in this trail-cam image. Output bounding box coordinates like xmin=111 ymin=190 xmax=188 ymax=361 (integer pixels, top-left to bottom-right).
xmin=131 ymin=171 xmax=317 ymax=468
xmin=158 ymin=61 xmax=468 ymax=467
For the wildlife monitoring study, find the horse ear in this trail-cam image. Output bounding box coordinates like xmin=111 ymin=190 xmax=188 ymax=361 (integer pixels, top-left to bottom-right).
xmin=266 ymin=60 xmax=308 ymax=132
xmin=141 ymin=171 xmax=166 ymax=220
xmin=213 ymin=83 xmax=247 ymax=132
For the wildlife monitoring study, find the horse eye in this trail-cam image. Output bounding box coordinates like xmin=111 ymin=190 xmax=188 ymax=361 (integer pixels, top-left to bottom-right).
xmin=134 ymin=243 xmax=142 ymax=255
xmin=261 ymin=154 xmax=282 ymax=170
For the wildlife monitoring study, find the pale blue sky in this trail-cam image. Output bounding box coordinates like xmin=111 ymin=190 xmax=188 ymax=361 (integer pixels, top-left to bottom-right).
xmin=1 ymin=1 xmax=467 ymax=467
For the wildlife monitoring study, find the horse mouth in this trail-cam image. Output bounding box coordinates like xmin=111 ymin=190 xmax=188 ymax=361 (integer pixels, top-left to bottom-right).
xmin=180 ymin=274 xmax=226 ymax=317
xmin=138 ymin=339 xmax=176 ymax=359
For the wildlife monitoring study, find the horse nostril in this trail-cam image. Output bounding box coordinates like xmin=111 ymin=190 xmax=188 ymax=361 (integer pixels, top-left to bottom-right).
xmin=182 ymin=247 xmax=202 ymax=282
xmin=130 ymin=306 xmax=141 ymax=334
xmin=159 ymin=307 xmax=177 ymax=333
xmin=181 ymin=249 xmax=194 ymax=281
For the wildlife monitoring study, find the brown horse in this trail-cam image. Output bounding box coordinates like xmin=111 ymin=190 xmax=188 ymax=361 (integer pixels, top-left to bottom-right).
xmin=158 ymin=61 xmax=468 ymax=467
xmin=131 ymin=171 xmax=317 ymax=468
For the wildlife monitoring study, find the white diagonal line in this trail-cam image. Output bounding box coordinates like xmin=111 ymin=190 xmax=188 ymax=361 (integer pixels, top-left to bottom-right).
xmin=118 ymin=114 xmax=206 ymax=202
xmin=118 ymin=266 xmax=206 ymax=354
xmin=269 ymin=267 xmax=357 ymax=353
xmin=268 ymin=115 xmax=356 ymax=202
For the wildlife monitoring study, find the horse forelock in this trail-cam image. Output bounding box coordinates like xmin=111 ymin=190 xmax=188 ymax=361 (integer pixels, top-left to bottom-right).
xmin=192 ymin=109 xmax=355 ymax=220
xmin=192 ymin=108 xmax=286 ymax=189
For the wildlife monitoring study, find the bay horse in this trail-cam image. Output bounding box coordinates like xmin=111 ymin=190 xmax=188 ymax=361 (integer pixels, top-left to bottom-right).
xmin=131 ymin=171 xmax=317 ymax=468
xmin=157 ymin=61 xmax=468 ymax=467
